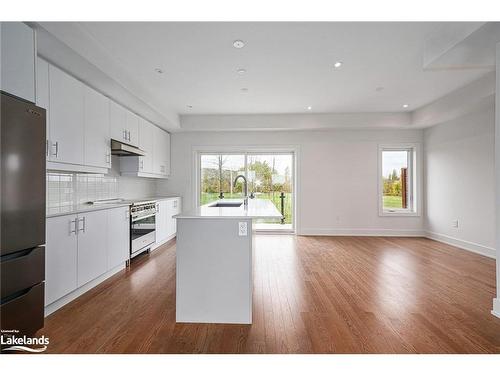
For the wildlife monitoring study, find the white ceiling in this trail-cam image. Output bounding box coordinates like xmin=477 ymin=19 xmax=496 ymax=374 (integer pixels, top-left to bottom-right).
xmin=71 ymin=22 xmax=490 ymax=116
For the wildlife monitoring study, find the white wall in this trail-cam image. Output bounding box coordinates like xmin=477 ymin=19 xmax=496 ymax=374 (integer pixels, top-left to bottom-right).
xmin=424 ymin=104 xmax=496 ymax=258
xmin=157 ymin=129 xmax=424 ymax=235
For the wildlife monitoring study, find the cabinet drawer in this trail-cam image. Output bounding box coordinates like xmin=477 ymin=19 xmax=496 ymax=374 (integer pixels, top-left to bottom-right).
xmin=1 ymin=246 xmax=45 ymax=299
xmin=0 ymin=283 xmax=44 ymax=335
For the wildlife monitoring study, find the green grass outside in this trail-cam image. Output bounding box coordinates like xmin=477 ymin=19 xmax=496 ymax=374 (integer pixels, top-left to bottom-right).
xmin=200 ymin=192 xmax=292 ymax=224
xmin=383 ymin=195 xmax=402 ymax=208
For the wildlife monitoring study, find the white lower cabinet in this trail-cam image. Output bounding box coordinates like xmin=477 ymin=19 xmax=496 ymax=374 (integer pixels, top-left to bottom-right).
xmin=107 ymin=207 xmax=130 ymax=270
xmin=45 ymin=207 xmax=130 ymax=309
xmin=155 ymin=200 xmax=169 ymax=244
xmin=155 ymin=198 xmax=181 ymax=246
xmin=77 ymin=210 xmax=108 ymax=287
xmin=45 ymin=215 xmax=78 ymax=306
xmin=166 ymin=198 xmax=181 ymax=238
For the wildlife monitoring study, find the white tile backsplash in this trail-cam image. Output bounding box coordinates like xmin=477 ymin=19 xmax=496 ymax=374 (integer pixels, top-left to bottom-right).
xmin=47 ymin=169 xmax=155 ymax=212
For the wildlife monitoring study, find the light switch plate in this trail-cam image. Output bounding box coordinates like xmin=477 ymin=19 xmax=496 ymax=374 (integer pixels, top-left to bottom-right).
xmin=238 ymin=221 xmax=248 ymax=236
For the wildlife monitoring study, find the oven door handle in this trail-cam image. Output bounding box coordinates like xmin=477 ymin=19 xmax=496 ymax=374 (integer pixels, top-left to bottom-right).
xmin=131 ymin=212 xmax=156 ymax=222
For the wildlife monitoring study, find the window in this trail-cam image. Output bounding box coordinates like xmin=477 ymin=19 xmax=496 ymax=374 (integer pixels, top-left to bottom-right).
xmin=198 ymin=152 xmax=295 ymax=231
xmin=379 ymin=145 xmax=418 ymax=216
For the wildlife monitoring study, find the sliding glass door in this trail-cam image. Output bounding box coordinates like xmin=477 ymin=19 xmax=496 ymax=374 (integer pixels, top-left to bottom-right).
xmin=199 ymin=152 xmax=294 ymax=231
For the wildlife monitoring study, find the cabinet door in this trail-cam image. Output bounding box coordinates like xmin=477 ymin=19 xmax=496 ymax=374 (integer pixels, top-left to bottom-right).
xmin=163 ymin=131 xmax=171 ymax=176
xmin=0 ymin=22 xmax=35 ymax=102
xmin=166 ymin=199 xmax=181 ymax=237
xmin=49 ymin=64 xmax=85 ymax=165
xmin=35 ymin=57 xmax=50 ymax=160
xmin=84 ymin=87 xmax=110 ymax=168
xmin=138 ymin=118 xmax=154 ymax=173
xmin=125 ymin=110 xmax=139 ymax=147
xmin=109 ymin=100 xmax=128 ymax=143
xmin=45 ymin=215 xmax=78 ymax=305
xmin=107 ymin=207 xmax=130 ymax=270
xmin=155 ymin=201 xmax=169 ymax=244
xmin=77 ymin=210 xmax=107 ymax=287
xmin=153 ymin=126 xmax=170 ymax=176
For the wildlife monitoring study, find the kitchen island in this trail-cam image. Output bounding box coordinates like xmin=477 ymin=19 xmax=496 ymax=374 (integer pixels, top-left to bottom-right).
xmin=174 ymin=199 xmax=282 ymax=324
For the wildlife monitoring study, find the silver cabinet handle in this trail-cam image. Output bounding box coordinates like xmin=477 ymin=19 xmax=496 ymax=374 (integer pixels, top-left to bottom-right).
xmin=127 ymin=130 xmax=131 ymax=141
xmin=140 ymin=159 xmax=144 ymax=170
xmin=173 ymin=200 xmax=177 ymax=208
xmin=123 ymin=129 xmax=127 ymax=140
xmin=46 ymin=140 xmax=49 ymax=157
xmin=78 ymin=217 xmax=86 ymax=233
xmin=51 ymin=141 xmax=59 ymax=157
xmin=69 ymin=218 xmax=77 ymax=235
xmin=106 ymin=152 xmax=111 ymax=164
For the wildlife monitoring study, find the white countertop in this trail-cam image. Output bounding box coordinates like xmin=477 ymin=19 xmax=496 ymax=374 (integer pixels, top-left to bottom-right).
xmin=46 ymin=195 xmax=181 ymax=218
xmin=174 ymin=199 xmax=283 ymax=220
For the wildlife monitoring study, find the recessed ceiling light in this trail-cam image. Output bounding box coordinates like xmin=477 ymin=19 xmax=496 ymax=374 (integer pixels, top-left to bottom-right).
xmin=375 ymin=87 xmax=384 ymax=92
xmin=333 ymin=61 xmax=343 ymax=69
xmin=403 ymin=104 xmax=409 ymax=108
xmin=233 ymin=40 xmax=245 ymax=49
xmin=187 ymin=105 xmax=193 ymax=109
xmin=307 ymin=106 xmax=312 ymax=110
xmin=237 ymin=68 xmax=247 ymax=75
xmin=240 ymin=88 xmax=248 ymax=92
xmin=154 ymin=68 xmax=164 ymax=74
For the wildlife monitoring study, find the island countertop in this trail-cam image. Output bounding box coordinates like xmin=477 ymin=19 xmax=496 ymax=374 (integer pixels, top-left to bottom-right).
xmin=174 ymin=199 xmax=283 ymax=220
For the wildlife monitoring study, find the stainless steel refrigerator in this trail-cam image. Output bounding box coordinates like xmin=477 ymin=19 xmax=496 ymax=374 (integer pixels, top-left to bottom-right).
xmin=1 ymin=91 xmax=46 ymax=336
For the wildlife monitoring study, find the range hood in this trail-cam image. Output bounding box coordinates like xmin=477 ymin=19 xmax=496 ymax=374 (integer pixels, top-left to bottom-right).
xmin=111 ymin=139 xmax=146 ymax=156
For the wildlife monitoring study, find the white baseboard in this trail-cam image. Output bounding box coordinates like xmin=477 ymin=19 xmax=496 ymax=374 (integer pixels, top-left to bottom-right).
xmin=299 ymin=228 xmax=425 ymax=237
xmin=425 ymin=231 xmax=496 ymax=259
xmin=492 ymin=298 xmax=500 ymax=319
xmin=44 ymin=263 xmax=125 ymax=317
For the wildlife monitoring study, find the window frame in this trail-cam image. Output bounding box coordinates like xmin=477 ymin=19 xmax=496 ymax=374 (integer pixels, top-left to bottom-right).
xmin=192 ymin=145 xmax=299 ymax=233
xmin=378 ymin=143 xmax=421 ymax=217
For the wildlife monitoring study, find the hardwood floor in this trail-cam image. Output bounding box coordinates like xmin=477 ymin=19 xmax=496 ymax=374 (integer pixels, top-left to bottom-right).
xmin=40 ymin=235 xmax=500 ymax=353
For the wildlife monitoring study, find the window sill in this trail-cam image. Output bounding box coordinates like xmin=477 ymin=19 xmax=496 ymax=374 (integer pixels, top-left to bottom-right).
xmin=379 ymin=210 xmax=420 ymax=217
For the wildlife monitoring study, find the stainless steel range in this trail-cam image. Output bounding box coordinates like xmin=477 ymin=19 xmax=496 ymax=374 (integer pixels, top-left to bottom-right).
xmin=130 ymin=200 xmax=157 ymax=259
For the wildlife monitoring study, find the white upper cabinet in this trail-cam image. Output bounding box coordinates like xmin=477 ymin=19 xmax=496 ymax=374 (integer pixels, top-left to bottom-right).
xmin=110 ymin=100 xmax=127 ymax=142
xmin=153 ymin=126 xmax=171 ymax=176
xmin=0 ymin=22 xmax=35 ymax=102
xmin=138 ymin=118 xmax=155 ymax=173
xmin=110 ymin=101 xmax=139 ymax=147
xmin=84 ymin=87 xmax=111 ymax=168
xmin=77 ymin=210 xmax=108 ymax=287
xmin=35 ymin=57 xmax=50 ymax=160
xmin=162 ymin=131 xmax=171 ymax=176
xmin=49 ymin=64 xmax=85 ymax=165
xmin=120 ymin=120 xmax=170 ymax=179
xmin=126 ymin=110 xmax=139 ymax=147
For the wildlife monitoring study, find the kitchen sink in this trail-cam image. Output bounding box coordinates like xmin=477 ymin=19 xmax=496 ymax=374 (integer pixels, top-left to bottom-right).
xmin=209 ymin=202 xmax=243 ymax=208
